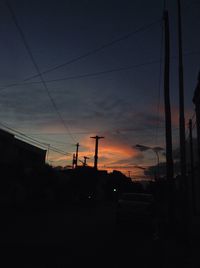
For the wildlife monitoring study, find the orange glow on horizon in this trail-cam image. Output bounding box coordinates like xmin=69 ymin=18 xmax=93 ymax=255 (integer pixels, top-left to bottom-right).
xmin=40 ymin=122 xmax=163 ymax=180
xmin=47 ymin=134 xmax=150 ymax=179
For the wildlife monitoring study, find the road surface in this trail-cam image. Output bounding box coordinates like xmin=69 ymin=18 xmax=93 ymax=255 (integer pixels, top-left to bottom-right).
xmin=0 ymin=202 xmax=164 ymax=267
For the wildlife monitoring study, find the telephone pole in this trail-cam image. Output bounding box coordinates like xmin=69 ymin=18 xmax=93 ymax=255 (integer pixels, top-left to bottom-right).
xmin=83 ymin=156 xmax=90 ymax=166
xmin=75 ymin=142 xmax=79 ymax=168
xmin=189 ymin=119 xmax=194 ymax=182
xmin=72 ymin=153 xmax=76 ymax=169
xmin=90 ymin=136 xmax=104 ymax=169
xmin=163 ymin=10 xmax=174 ymax=180
xmin=178 ymin=0 xmax=189 ymax=241
xmin=163 ymin=9 xmax=175 ymax=231
xmin=189 ymin=119 xmax=196 ymax=214
xmin=178 ymin=0 xmax=187 ymax=189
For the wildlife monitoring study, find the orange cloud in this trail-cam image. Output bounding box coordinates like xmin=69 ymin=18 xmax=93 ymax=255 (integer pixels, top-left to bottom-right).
xmin=73 ymin=134 xmax=145 ymax=178
xmin=41 ymin=120 xmax=162 ymax=179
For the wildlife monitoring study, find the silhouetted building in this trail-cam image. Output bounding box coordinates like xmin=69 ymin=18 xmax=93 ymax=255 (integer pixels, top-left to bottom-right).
xmin=193 ymin=72 xmax=200 ymax=160
xmin=0 ymin=129 xmax=46 ymax=169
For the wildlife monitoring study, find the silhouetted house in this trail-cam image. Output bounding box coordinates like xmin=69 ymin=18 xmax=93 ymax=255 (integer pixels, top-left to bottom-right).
xmin=0 ymin=129 xmax=46 ymax=169
xmin=193 ymin=72 xmax=200 ymax=161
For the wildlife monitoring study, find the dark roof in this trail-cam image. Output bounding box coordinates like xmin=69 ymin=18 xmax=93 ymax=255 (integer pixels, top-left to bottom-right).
xmin=14 ymin=138 xmax=46 ymax=155
xmin=0 ymin=128 xmax=46 ymax=155
xmin=0 ymin=128 xmax=14 ymax=139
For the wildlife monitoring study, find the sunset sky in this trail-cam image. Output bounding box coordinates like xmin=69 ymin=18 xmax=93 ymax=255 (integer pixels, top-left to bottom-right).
xmin=0 ymin=0 xmax=199 ymax=178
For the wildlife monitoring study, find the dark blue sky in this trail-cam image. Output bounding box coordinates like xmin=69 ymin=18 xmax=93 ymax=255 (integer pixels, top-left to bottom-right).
xmin=0 ymin=0 xmax=199 ymax=176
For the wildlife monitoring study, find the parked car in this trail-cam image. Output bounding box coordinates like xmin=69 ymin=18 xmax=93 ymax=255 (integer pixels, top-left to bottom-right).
xmin=116 ymin=192 xmax=157 ymax=237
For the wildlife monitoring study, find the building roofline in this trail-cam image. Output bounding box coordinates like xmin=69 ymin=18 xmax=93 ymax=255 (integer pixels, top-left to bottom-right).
xmin=0 ymin=128 xmax=46 ymax=155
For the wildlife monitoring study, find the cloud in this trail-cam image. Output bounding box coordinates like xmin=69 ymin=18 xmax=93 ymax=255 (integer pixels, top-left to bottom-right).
xmin=133 ymin=144 xmax=164 ymax=152
xmin=0 ymin=76 xmax=191 ymax=180
xmin=133 ymin=144 xmax=150 ymax=151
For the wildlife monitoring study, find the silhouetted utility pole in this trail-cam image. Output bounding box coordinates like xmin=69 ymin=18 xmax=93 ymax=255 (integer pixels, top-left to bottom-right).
xmin=163 ymin=10 xmax=175 ymax=232
xmin=178 ymin=0 xmax=189 ymax=242
xmin=72 ymin=153 xmax=76 ymax=169
xmin=189 ymin=119 xmax=196 ymax=214
xmin=189 ymin=120 xmax=194 ymax=182
xmin=83 ymin=156 xmax=89 ymax=166
xmin=163 ymin=10 xmax=174 ymax=180
xmin=80 ymin=156 xmax=90 ymax=166
xmin=75 ymin=143 xmax=79 ymax=168
xmin=178 ymin=0 xmax=187 ymax=189
xmin=90 ymin=136 xmax=104 ymax=169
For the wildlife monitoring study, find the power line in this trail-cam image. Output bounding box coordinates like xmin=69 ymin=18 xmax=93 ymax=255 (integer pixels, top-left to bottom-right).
xmin=48 ymin=146 xmax=70 ymax=156
xmin=5 ymin=1 xmax=76 ymax=143
xmin=22 ymin=19 xmax=161 ymax=82
xmin=27 ymin=135 xmax=74 ymax=146
xmin=0 ymin=121 xmax=70 ymax=156
xmin=0 ymin=17 xmax=162 ymax=93
xmin=0 ymin=121 xmax=48 ymax=147
xmin=0 ymin=50 xmax=199 ymax=92
xmin=0 ymin=59 xmax=161 ymax=90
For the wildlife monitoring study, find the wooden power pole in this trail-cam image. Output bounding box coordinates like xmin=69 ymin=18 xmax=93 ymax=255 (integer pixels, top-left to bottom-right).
xmin=189 ymin=119 xmax=196 ymax=214
xmin=178 ymin=0 xmax=187 ymax=189
xmin=75 ymin=143 xmax=79 ymax=168
xmin=164 ymin=10 xmax=174 ymax=180
xmin=178 ymin=0 xmax=189 ymax=242
xmin=90 ymin=136 xmax=104 ymax=169
xmin=83 ymin=156 xmax=90 ymax=166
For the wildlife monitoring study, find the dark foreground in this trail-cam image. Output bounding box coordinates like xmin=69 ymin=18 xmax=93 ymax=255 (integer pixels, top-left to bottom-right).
xmin=0 ymin=202 xmax=199 ymax=268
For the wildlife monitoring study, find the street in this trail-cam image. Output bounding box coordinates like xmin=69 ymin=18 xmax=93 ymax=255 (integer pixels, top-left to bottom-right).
xmin=0 ymin=203 xmax=168 ymax=267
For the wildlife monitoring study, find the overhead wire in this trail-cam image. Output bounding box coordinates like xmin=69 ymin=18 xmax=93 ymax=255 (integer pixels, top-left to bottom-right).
xmin=22 ymin=19 xmax=162 ymax=82
xmin=0 ymin=59 xmax=161 ymax=90
xmin=27 ymin=135 xmax=74 ymax=146
xmin=0 ymin=50 xmax=199 ymax=92
xmin=5 ymin=0 xmax=77 ymax=143
xmin=0 ymin=121 xmax=70 ymax=156
xmin=3 ymin=1 xmax=197 ymax=168
xmin=0 ymin=17 xmax=162 ymax=93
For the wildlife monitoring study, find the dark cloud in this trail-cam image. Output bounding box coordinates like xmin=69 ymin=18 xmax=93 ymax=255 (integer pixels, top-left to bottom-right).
xmin=0 ymin=0 xmax=198 ymax=169
xmin=133 ymin=144 xmax=150 ymax=151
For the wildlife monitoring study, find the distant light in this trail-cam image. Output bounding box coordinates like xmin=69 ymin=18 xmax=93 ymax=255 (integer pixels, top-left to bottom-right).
xmin=113 ymin=188 xmax=117 ymax=192
xmin=88 ymin=195 xmax=91 ymax=199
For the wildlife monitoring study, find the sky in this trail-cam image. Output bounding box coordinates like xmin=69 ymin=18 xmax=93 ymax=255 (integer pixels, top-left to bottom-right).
xmin=0 ymin=0 xmax=199 ymax=178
